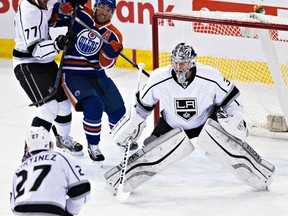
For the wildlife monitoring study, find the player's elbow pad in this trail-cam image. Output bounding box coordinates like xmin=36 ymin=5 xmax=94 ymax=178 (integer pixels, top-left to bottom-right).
xmin=101 ymin=41 xmax=123 ymax=59
xmin=99 ymin=50 xmax=115 ymax=69
xmin=111 ymin=105 xmax=146 ymax=145
xmin=31 ymin=40 xmax=58 ymax=60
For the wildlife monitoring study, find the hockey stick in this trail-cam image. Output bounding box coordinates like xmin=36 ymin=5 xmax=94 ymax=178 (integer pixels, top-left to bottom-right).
xmin=73 ymin=17 xmax=150 ymax=78
xmin=29 ymin=6 xmax=79 ymax=107
xmin=116 ymin=62 xmax=145 ymax=202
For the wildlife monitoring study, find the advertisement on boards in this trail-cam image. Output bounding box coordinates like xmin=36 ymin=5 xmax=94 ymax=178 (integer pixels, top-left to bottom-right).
xmin=0 ymin=0 xmax=288 ymax=57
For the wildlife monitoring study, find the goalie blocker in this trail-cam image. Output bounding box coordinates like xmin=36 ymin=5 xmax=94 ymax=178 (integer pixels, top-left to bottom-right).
xmin=104 ymin=127 xmax=194 ymax=195
xmin=111 ymin=104 xmax=146 ymax=148
xmin=198 ymin=118 xmax=275 ymax=190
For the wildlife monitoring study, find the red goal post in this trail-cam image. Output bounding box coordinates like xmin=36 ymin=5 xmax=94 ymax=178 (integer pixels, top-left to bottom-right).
xmin=152 ymin=11 xmax=288 ymax=138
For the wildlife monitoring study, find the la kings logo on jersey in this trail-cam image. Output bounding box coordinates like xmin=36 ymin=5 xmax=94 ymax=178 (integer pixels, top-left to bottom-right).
xmin=175 ymin=98 xmax=197 ymax=121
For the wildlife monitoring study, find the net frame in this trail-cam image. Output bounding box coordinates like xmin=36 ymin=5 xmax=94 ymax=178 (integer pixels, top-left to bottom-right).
xmin=152 ymin=11 xmax=288 ymax=138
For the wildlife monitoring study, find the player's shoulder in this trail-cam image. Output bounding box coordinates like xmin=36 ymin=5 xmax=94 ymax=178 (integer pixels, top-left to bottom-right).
xmin=19 ymin=0 xmax=40 ymax=13
xmin=78 ymin=7 xmax=94 ymax=23
xmin=196 ymin=62 xmax=224 ymax=81
xmin=48 ymin=0 xmax=58 ymax=10
xmin=36 ymin=150 xmax=75 ymax=163
xmin=106 ymin=23 xmax=123 ymax=42
xmin=50 ymin=150 xmax=75 ymax=161
xmin=82 ymin=6 xmax=94 ymax=17
xmin=150 ymin=65 xmax=172 ymax=80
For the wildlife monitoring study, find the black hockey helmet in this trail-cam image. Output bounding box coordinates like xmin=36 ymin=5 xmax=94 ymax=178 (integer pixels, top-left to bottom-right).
xmin=94 ymin=0 xmax=116 ymax=14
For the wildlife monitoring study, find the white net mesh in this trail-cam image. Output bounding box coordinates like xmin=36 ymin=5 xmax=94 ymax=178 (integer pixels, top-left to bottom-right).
xmin=153 ymin=11 xmax=288 ymax=138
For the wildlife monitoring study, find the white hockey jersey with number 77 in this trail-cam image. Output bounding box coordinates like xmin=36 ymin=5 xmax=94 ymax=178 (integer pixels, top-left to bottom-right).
xmin=13 ymin=0 xmax=59 ymax=68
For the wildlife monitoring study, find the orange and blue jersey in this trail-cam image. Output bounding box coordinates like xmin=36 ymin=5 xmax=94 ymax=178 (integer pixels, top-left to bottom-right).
xmin=62 ymin=6 xmax=123 ymax=78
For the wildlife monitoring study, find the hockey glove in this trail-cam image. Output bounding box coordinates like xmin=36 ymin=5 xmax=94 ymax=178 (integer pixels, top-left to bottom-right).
xmin=59 ymin=3 xmax=74 ymax=16
xmin=50 ymin=2 xmax=73 ymax=26
xmin=111 ymin=105 xmax=146 ymax=146
xmin=55 ymin=31 xmax=76 ymax=52
xmin=67 ymin=0 xmax=87 ymax=7
xmin=101 ymin=40 xmax=123 ymax=59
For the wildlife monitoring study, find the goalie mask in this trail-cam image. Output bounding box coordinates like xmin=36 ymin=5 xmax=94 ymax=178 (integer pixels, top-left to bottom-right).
xmin=26 ymin=127 xmax=53 ymax=153
xmin=171 ymin=43 xmax=197 ymax=84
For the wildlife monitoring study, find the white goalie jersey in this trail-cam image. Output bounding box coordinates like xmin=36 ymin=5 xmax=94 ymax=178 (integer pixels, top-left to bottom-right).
xmin=10 ymin=151 xmax=90 ymax=215
xmin=13 ymin=0 xmax=59 ymax=68
xmin=136 ymin=63 xmax=243 ymax=130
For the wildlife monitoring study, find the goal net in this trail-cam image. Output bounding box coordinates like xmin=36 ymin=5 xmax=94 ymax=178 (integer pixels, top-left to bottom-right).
xmin=152 ymin=11 xmax=288 ymax=138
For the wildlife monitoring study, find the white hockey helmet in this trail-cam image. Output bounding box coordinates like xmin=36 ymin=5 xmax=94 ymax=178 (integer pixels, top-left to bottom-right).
xmin=171 ymin=43 xmax=197 ymax=84
xmin=26 ymin=127 xmax=53 ymax=153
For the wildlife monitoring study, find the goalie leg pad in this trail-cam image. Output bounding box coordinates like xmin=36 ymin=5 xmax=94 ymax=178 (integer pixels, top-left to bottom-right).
xmin=104 ymin=127 xmax=195 ymax=195
xmin=198 ymin=119 xmax=275 ymax=190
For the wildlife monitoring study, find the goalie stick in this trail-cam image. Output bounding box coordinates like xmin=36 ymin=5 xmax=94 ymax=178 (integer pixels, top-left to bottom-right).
xmin=73 ymin=17 xmax=150 ymax=78
xmin=29 ymin=5 xmax=80 ymax=107
xmin=116 ymin=62 xmax=145 ymax=202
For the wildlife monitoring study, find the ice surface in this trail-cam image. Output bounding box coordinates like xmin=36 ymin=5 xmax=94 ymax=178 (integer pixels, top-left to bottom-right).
xmin=1 ymin=60 xmax=287 ymax=216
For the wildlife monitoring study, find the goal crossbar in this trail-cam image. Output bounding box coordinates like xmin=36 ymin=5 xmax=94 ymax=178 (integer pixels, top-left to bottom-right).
xmin=152 ymin=11 xmax=288 ymax=137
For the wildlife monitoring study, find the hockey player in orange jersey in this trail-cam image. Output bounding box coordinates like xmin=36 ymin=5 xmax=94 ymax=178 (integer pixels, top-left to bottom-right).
xmin=57 ymin=0 xmax=133 ymax=163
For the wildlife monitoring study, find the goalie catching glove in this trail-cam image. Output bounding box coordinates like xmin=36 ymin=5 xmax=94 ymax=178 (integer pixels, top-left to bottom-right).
xmin=111 ymin=105 xmax=146 ymax=146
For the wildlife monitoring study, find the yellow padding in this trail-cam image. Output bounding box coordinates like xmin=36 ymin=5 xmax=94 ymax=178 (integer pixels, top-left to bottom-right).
xmin=0 ymin=39 xmax=14 ymax=59
xmin=0 ymin=39 xmax=153 ymax=72
xmin=197 ymin=56 xmax=274 ymax=84
xmin=159 ymin=52 xmax=287 ymax=85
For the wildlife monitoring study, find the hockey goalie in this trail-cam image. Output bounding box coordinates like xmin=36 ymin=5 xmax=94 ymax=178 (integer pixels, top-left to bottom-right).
xmin=105 ymin=42 xmax=275 ymax=197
